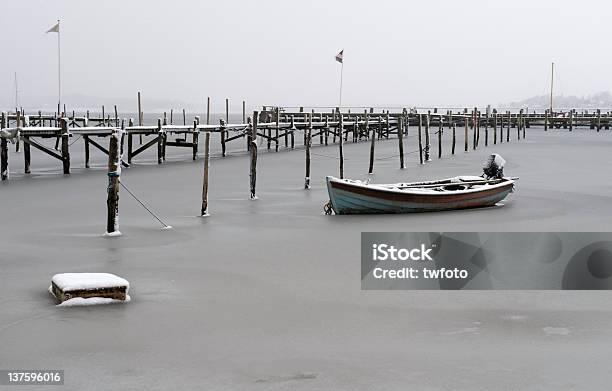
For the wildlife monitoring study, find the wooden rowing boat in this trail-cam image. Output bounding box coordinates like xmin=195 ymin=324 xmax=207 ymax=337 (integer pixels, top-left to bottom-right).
xmin=325 ymin=175 xmax=516 ymax=215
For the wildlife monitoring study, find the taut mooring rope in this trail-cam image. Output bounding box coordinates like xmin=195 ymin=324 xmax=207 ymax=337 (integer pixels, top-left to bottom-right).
xmin=119 ymin=180 xmax=171 ymax=228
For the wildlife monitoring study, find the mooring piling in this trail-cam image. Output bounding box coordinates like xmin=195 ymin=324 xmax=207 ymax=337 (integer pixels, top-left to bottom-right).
xmin=250 ymin=113 xmax=258 ymax=199
xmin=201 ymin=127 xmax=211 ymax=216
xmin=493 ymin=110 xmax=498 ymax=144
xmin=418 ymin=114 xmax=424 ymax=164
xmin=60 ymin=118 xmax=70 ymax=174
xmin=398 ymin=114 xmax=405 ymax=169
xmin=368 ymin=115 xmax=376 ymax=174
xmin=506 ymin=111 xmax=511 ymax=142
xmin=106 ymin=129 xmax=121 ymax=235
xmin=304 ymin=113 xmax=312 ymax=189
xmin=464 ymin=112 xmax=469 ymax=152
xmin=1 ymin=112 xmax=7 ymax=180
xmin=438 ymin=115 xmax=442 ymax=159
xmin=424 ymin=113 xmax=431 ymax=161
xmin=452 ymin=122 xmax=456 ymax=155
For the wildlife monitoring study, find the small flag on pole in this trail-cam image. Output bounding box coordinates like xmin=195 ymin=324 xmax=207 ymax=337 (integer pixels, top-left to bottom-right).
xmin=335 ymin=50 xmax=344 ymax=64
xmin=46 ymin=22 xmax=60 ymax=33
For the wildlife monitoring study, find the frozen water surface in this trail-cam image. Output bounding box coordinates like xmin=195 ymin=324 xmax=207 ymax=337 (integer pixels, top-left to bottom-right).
xmin=1 ymin=128 xmax=612 ymax=390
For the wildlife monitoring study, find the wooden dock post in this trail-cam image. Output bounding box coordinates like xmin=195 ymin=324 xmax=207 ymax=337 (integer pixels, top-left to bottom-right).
xmin=464 ymin=113 xmax=469 ymax=152
xmin=250 ymin=112 xmax=258 ymax=199
xmin=484 ymin=111 xmax=488 ymax=147
xmin=597 ymin=109 xmax=601 ymax=132
xmin=569 ymin=109 xmax=574 ymax=132
xmin=518 ymin=109 xmax=523 ymax=140
xmin=506 ymin=111 xmax=511 ymax=142
xmin=21 ymin=112 xmax=31 ymax=174
xmin=242 ymin=100 xmax=246 ymax=124
xmin=418 ymin=114 xmax=424 ymax=164
xmin=494 ymin=110 xmax=498 ymax=144
xmin=82 ymin=128 xmax=92 ymax=166
xmin=225 ymin=98 xmax=229 ymax=123
xmin=305 ymin=113 xmax=312 ymax=189
xmin=125 ymin=119 xmax=132 ymax=165
xmin=485 ymin=108 xmax=490 ymax=146
xmin=500 ymin=112 xmax=504 ymax=144
xmin=424 ymin=113 xmax=431 ymax=161
xmin=438 ymin=115 xmax=442 ymax=158
xmin=368 ymin=115 xmax=376 ymax=174
xmin=285 ymin=110 xmax=290 ymax=147
xmin=201 ymin=127 xmax=211 ymax=216
xmin=339 ymin=113 xmax=344 ymax=178
xmin=15 ymin=111 xmax=21 ymax=152
xmin=275 ymin=109 xmax=280 ymax=152
xmin=220 ymin=118 xmax=227 ymax=157
xmin=137 ymin=91 xmax=143 ymax=126
xmin=290 ymin=115 xmax=295 ymax=148
xmin=106 ymin=129 xmax=121 ymax=235
xmin=192 ymin=118 xmax=199 ymax=160
xmin=60 ymin=118 xmax=70 ymax=174
xmin=472 ymin=109 xmax=477 ymax=150
xmin=157 ymin=118 xmax=163 ymax=164
xmin=136 ymin=92 xmax=143 ymax=145
xmin=544 ymin=110 xmax=549 ymax=131
xmin=452 ymin=122 xmax=456 ymax=155
xmin=206 ymin=97 xmax=211 ymax=125
xmin=324 ymin=115 xmax=329 ymax=145
xmin=386 ymin=111 xmax=390 ymax=140
xmin=398 ymin=115 xmax=405 ymax=169
xmin=1 ymin=113 xmax=7 ymax=180
xmin=476 ymin=109 xmax=480 ymax=147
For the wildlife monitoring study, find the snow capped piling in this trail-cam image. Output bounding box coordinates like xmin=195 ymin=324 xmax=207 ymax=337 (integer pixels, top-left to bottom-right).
xmin=105 ymin=126 xmax=123 ymax=237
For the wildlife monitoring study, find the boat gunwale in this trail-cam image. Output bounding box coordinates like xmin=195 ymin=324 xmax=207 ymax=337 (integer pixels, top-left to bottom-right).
xmin=326 ymin=175 xmax=515 ymax=197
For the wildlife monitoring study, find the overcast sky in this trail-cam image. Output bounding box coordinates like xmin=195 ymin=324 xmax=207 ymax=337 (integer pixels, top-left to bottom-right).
xmin=1 ymin=0 xmax=611 ymax=112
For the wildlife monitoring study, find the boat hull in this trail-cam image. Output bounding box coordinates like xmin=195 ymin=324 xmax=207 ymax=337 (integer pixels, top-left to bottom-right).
xmin=326 ymin=176 xmax=515 ymax=215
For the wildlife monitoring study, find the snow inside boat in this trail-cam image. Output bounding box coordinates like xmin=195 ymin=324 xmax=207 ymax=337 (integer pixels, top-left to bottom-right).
xmin=325 ymin=154 xmax=517 ymax=215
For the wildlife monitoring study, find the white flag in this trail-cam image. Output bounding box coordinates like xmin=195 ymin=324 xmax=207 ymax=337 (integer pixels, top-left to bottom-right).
xmin=46 ymin=22 xmax=60 ymax=33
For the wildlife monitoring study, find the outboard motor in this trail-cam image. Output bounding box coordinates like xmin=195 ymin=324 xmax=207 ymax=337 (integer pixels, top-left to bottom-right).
xmin=483 ymin=154 xmax=506 ymax=179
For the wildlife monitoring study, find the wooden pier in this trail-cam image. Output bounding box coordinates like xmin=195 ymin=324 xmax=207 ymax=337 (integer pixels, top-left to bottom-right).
xmin=2 ymin=103 xmax=612 ymax=184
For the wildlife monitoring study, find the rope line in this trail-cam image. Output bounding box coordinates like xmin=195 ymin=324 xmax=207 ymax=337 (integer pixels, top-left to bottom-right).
xmin=119 ymin=180 xmax=171 ymax=228
xmin=374 ymin=150 xmax=420 ymax=161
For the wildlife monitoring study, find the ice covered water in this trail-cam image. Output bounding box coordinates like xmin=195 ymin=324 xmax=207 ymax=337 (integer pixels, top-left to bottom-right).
xmin=2 ymin=127 xmax=612 ymax=389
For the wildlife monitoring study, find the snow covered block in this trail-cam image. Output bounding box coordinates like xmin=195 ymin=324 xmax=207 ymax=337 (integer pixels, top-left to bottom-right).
xmin=50 ymin=273 xmax=129 ymax=303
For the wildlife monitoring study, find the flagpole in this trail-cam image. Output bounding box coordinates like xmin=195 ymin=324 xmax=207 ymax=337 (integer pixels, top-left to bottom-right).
xmin=57 ymin=19 xmax=61 ymax=116
xmin=339 ymin=62 xmax=343 ymax=109
xmin=14 ymin=72 xmax=18 ymax=109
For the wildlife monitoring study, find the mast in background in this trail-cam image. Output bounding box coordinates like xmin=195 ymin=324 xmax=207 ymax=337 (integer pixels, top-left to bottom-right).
xmin=550 ymin=62 xmax=554 ymax=114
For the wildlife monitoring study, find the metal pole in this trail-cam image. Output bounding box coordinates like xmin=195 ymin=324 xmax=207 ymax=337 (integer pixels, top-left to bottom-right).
xmin=550 ymin=62 xmax=554 ymax=115
xmin=14 ymin=72 xmax=18 ymax=108
xmin=339 ymin=62 xmax=344 ymax=109
xmin=58 ymin=19 xmax=61 ymax=115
